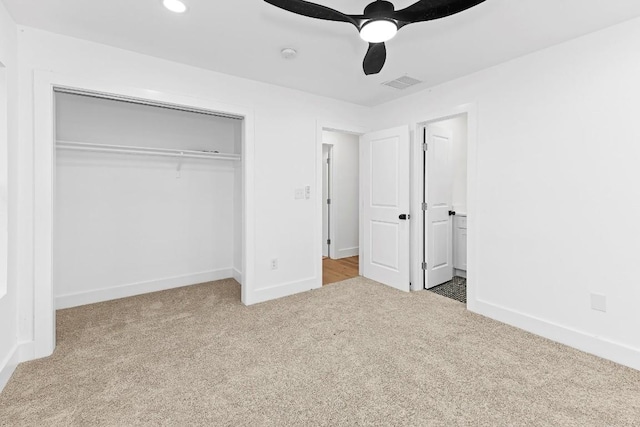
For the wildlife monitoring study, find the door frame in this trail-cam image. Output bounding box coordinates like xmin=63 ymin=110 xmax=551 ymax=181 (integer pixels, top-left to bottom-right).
xmin=0 ymin=61 xmax=7 ymax=299
xmin=410 ymin=103 xmax=478 ymax=310
xmin=31 ymin=70 xmax=256 ymax=360
xmin=316 ymin=121 xmax=367 ymax=284
xmin=321 ymin=143 xmax=334 ymax=259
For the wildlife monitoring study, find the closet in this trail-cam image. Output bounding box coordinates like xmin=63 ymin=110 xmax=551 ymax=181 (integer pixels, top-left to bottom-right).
xmin=53 ymin=90 xmax=243 ymax=309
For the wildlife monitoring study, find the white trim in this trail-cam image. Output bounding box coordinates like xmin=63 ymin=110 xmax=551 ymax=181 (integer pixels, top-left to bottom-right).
xmin=0 ymin=343 xmax=19 ymax=393
xmin=32 ymin=70 xmax=256 ymax=361
xmin=335 ymin=247 xmax=359 ymax=259
xmin=233 ymin=268 xmax=243 ymax=285
xmin=410 ymin=103 xmax=478 ymax=301
xmin=316 ymin=121 xmax=368 ymax=286
xmin=249 ymin=276 xmax=318 ymax=305
xmin=18 ymin=340 xmax=35 ymax=363
xmin=473 ymin=299 xmax=640 ymax=372
xmin=0 ymin=61 xmax=7 ymax=299
xmin=454 ymin=269 xmax=467 ymax=278
xmin=328 ymin=144 xmax=336 ymax=260
xmin=55 ymin=268 xmax=234 ymax=309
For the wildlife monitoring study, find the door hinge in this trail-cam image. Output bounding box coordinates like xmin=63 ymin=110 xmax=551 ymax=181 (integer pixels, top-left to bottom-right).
xmin=421 ymin=262 xmax=427 ymax=270
xmin=327 ymin=198 xmax=331 ymax=205
xmin=327 ymin=158 xmax=331 ymax=164
xmin=422 ymin=142 xmax=428 ymax=151
xmin=327 ymin=239 xmax=331 ymax=245
xmin=422 ymin=202 xmax=428 ymax=211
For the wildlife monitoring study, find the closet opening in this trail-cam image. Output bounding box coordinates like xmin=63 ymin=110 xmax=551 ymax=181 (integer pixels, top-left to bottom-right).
xmin=53 ymin=89 xmax=245 ymax=309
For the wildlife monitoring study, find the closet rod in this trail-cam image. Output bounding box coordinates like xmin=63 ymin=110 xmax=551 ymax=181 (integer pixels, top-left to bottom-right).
xmin=56 ymin=140 xmax=240 ymax=161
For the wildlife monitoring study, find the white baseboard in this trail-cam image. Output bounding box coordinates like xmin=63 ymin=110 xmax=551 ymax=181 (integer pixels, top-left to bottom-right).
xmin=471 ymin=299 xmax=640 ymax=372
xmin=0 ymin=344 xmax=20 ymax=393
xmin=55 ymin=268 xmax=234 ymax=309
xmin=245 ymin=276 xmax=320 ymax=305
xmin=335 ymin=247 xmax=359 ymax=259
xmin=233 ymin=268 xmax=243 ymax=285
xmin=18 ymin=340 xmax=35 ymax=363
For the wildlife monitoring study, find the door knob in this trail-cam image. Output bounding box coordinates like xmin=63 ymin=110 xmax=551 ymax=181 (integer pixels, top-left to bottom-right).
xmin=399 ymin=214 xmax=410 ymax=220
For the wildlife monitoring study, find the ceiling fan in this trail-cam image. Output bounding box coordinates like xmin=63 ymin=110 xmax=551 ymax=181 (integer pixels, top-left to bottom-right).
xmin=264 ymin=0 xmax=486 ymax=75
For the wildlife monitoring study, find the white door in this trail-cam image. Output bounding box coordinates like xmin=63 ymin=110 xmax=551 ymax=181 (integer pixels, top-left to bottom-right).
xmin=426 ymin=125 xmax=454 ymax=288
xmin=322 ymin=144 xmax=331 ymax=258
xmin=361 ymin=126 xmax=410 ymax=292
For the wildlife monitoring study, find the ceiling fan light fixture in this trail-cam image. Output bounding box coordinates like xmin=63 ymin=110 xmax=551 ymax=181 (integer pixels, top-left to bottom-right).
xmin=359 ymin=19 xmax=398 ymax=43
xmin=163 ymin=0 xmax=187 ymax=13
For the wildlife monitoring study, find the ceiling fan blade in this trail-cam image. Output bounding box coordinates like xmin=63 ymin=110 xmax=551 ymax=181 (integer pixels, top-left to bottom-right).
xmin=393 ymin=0 xmax=486 ymax=25
xmin=264 ymin=0 xmax=359 ymax=27
xmin=363 ymin=42 xmax=386 ymax=75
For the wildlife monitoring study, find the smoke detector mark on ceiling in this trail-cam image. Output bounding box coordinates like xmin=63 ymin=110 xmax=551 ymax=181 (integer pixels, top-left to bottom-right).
xmin=281 ymin=48 xmax=298 ymax=59
xmin=382 ymin=75 xmax=423 ymax=90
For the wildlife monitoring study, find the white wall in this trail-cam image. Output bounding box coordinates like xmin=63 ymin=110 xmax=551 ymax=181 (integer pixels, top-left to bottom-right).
xmin=322 ymin=131 xmax=359 ymax=259
xmin=15 ymin=27 xmax=369 ymax=352
xmin=54 ymin=93 xmax=241 ymax=308
xmin=429 ymin=115 xmax=468 ymax=213
xmin=371 ymin=16 xmax=640 ymax=370
xmin=0 ymin=0 xmax=19 ymax=391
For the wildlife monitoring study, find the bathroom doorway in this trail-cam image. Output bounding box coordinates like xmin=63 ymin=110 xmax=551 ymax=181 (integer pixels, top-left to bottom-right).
xmin=421 ymin=114 xmax=469 ymax=303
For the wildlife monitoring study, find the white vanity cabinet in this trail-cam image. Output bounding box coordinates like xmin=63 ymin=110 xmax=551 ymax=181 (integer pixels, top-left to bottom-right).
xmin=454 ymin=214 xmax=467 ymax=275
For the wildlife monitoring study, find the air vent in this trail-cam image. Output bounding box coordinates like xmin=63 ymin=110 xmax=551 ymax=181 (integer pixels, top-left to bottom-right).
xmin=382 ymin=75 xmax=423 ymax=90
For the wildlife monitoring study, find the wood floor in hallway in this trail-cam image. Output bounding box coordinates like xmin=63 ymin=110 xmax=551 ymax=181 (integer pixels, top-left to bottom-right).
xmin=323 ymin=256 xmax=359 ymax=285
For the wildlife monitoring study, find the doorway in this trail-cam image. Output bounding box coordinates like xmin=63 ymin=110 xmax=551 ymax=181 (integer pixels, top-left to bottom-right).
xmin=53 ymin=90 xmax=244 ymax=309
xmin=320 ymin=129 xmax=360 ymax=285
xmin=421 ymin=114 xmax=469 ymax=303
xmin=32 ymin=71 xmax=255 ymax=359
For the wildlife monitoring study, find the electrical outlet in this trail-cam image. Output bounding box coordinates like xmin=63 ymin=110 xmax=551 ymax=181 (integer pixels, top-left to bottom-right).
xmin=591 ymin=293 xmax=607 ymax=312
xmin=294 ymin=188 xmax=305 ymax=200
xmin=270 ymin=258 xmax=278 ymax=270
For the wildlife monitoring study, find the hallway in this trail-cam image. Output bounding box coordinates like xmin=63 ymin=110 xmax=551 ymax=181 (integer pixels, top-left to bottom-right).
xmin=322 ymin=256 xmax=359 ymax=285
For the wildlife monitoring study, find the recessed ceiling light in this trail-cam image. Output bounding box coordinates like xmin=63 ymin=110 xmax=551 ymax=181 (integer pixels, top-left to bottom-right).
xmin=163 ymin=0 xmax=187 ymax=13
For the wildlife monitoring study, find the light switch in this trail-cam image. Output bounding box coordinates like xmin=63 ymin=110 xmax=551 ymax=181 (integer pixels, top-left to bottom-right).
xmin=294 ymin=188 xmax=305 ymax=200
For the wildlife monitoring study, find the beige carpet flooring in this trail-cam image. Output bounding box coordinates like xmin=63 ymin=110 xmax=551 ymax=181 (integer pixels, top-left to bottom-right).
xmin=1 ymin=277 xmax=639 ymax=426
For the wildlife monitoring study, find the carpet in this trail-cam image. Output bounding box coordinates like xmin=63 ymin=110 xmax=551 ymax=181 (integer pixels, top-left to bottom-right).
xmin=1 ymin=277 xmax=639 ymax=426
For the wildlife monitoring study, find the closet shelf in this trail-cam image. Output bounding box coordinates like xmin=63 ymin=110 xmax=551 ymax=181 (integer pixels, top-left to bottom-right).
xmin=56 ymin=140 xmax=241 ymax=161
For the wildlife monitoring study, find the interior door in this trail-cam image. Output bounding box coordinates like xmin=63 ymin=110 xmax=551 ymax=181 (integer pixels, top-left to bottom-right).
xmin=322 ymin=144 xmax=331 ymax=258
xmin=426 ymin=125 xmax=454 ymax=288
xmin=361 ymin=126 xmax=410 ymax=292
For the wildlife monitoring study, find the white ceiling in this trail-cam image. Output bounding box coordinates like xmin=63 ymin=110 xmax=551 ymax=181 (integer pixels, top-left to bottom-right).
xmin=4 ymin=0 xmax=640 ymax=106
